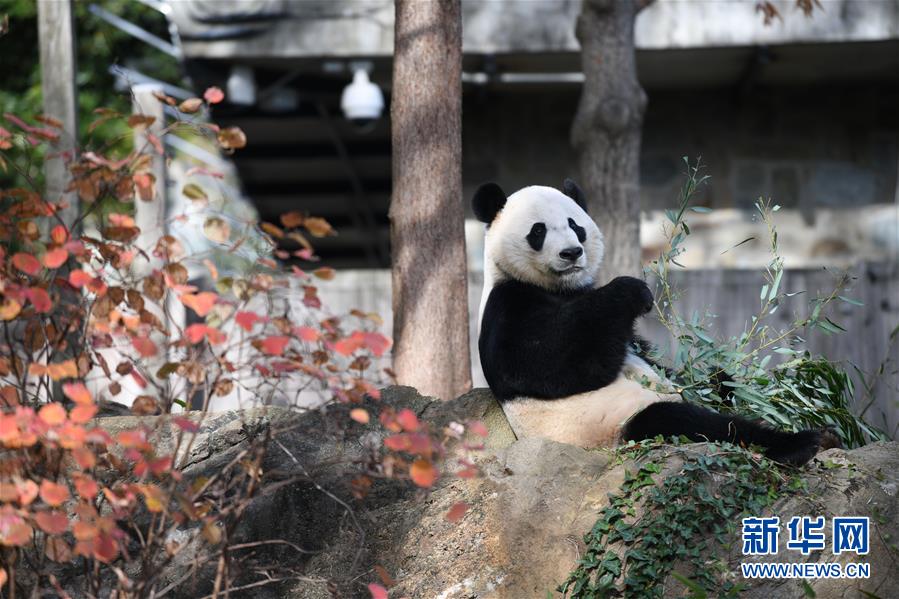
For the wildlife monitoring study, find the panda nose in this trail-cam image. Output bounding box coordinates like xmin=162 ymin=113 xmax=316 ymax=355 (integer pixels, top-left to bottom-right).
xmin=559 ymin=247 xmax=583 ymax=262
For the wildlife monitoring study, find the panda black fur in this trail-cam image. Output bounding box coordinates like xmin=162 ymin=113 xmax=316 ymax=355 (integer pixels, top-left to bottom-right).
xmin=475 ymin=180 xmax=826 ymax=466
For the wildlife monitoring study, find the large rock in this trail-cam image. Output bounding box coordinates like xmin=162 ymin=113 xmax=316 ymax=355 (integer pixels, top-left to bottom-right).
xmin=96 ymin=387 xmax=898 ymax=598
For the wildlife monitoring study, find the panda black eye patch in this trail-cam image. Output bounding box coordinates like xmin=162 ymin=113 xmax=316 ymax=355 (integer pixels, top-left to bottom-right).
xmin=568 ymin=218 xmax=586 ymax=243
xmin=526 ymin=223 xmax=547 ymax=251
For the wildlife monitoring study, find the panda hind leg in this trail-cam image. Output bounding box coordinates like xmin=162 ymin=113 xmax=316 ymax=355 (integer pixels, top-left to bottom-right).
xmin=621 ymin=402 xmax=835 ymax=467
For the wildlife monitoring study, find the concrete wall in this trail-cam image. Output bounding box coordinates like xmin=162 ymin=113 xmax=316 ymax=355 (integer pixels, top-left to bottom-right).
xmin=170 ymin=0 xmax=899 ymax=59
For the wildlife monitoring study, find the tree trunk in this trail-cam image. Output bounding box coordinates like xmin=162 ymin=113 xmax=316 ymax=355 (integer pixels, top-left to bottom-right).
xmin=571 ymin=0 xmax=649 ymax=282
xmin=390 ymin=0 xmax=471 ymax=400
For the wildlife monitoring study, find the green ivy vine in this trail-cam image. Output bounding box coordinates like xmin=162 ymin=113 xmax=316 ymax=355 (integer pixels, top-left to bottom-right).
xmin=559 ymin=439 xmax=804 ymax=598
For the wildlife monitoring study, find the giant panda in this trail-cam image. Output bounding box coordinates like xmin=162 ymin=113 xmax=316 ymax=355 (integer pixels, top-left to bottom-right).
xmin=474 ymin=179 xmax=827 ymax=466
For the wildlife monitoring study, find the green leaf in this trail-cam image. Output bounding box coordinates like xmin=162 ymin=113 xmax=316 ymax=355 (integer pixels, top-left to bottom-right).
xmin=837 ymin=295 xmax=863 ymax=307
xmin=769 ymin=269 xmax=783 ymax=300
xmin=817 ymin=319 xmax=845 ymax=335
xmin=721 ymin=237 xmax=755 ymax=255
xmin=671 ymin=572 xmax=708 ymax=598
xmin=665 ymin=209 xmax=678 ymax=224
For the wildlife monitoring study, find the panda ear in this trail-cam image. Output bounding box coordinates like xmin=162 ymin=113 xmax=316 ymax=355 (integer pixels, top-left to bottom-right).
xmin=472 ymin=182 xmax=507 ymax=224
xmin=562 ymin=178 xmax=588 ymax=213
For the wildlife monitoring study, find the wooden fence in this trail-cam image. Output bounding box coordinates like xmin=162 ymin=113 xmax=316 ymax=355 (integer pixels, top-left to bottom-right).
xmin=318 ymin=262 xmax=898 ymax=439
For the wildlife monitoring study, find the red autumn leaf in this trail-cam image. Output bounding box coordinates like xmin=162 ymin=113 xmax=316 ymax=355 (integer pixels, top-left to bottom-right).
xmin=35 ymin=510 xmax=69 ymax=534
xmin=84 ymin=427 xmax=112 ymax=446
xmin=184 ymin=323 xmax=208 ymax=344
xmin=333 ymin=333 xmax=365 ymax=356
xmin=367 ymin=583 xmax=388 ymax=599
xmin=86 ymin=276 xmax=107 ymax=296
xmin=172 ymin=416 xmax=199 ymax=433
xmin=362 ymin=332 xmax=392 ymax=357
xmin=303 ymin=286 xmax=321 ymax=309
xmin=12 ymin=252 xmax=41 ymax=275
xmin=0 ymin=416 xmax=18 ymax=445
xmin=68 ymin=269 xmax=93 ymax=288
xmin=28 ymin=363 xmax=48 ymax=377
xmin=131 ymin=368 xmax=147 ymax=388
xmin=206 ymin=327 xmax=226 ymax=345
xmin=148 ymin=455 xmax=173 ymax=476
xmin=0 ymin=386 xmax=18 ymax=407
xmin=73 ymin=475 xmax=98 ymax=499
xmin=38 ymin=402 xmax=67 ymax=426
xmin=379 ymin=409 xmax=402 ymax=433
xmin=217 ymin=126 xmax=247 ymax=150
xmin=93 ymin=531 xmax=119 ymax=563
xmin=349 ymin=408 xmax=370 ymax=424
xmin=25 ymin=287 xmax=51 ymax=312
xmin=39 ymin=480 xmax=70 ymax=507
xmin=16 ymin=480 xmax=38 ymax=506
xmin=406 ymin=432 xmax=434 ymax=456
xmin=70 ymin=404 xmax=98 ymax=424
xmin=396 ymin=409 xmax=420 ymax=432
xmin=72 ymin=448 xmax=96 ymax=469
xmin=47 ymin=360 xmax=78 ymax=380
xmin=260 ymin=335 xmax=289 ymax=356
xmin=73 ymin=520 xmax=98 ymax=542
xmin=383 ymin=434 xmax=410 ymax=452
xmin=410 ymin=459 xmax=438 ymax=488
xmin=445 ymin=502 xmax=469 ymax=523
xmin=116 ymin=429 xmax=149 ymax=449
xmin=304 ymin=217 xmax=336 ymax=237
xmin=133 ymin=172 xmax=156 ymax=202
xmin=178 ymin=98 xmax=203 ymax=114
xmin=132 ymin=336 xmax=158 ymax=358
xmin=42 ymin=247 xmax=68 ymax=269
xmin=0 ymin=299 xmax=21 ymax=321
xmin=234 ymin=311 xmax=260 ymax=332
xmin=457 ymin=465 xmax=478 ymax=479
xmin=295 ymin=326 xmax=320 ymax=342
xmin=312 ymin=266 xmax=336 ymax=280
xmin=57 ymin=421 xmax=86 ymax=448
xmin=468 ymin=420 xmax=489 ymax=438
xmin=180 ymin=291 xmax=217 ymax=317
xmin=62 ymin=382 xmax=92 ymax=405
xmin=147 ymin=132 xmax=163 ymax=155
xmin=0 ymin=516 xmax=33 ymax=546
xmin=50 ymin=224 xmax=68 ymax=244
xmin=204 ymin=86 xmax=225 ymax=104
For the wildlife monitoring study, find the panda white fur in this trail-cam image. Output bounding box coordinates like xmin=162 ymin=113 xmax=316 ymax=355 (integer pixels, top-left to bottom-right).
xmin=474 ymin=180 xmax=826 ymax=465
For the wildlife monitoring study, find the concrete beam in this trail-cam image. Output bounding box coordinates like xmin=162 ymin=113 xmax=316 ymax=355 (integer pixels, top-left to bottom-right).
xmin=168 ymin=0 xmax=899 ymax=60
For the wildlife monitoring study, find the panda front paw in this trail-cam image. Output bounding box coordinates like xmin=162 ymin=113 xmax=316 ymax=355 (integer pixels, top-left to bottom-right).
xmin=608 ymin=276 xmax=654 ymax=315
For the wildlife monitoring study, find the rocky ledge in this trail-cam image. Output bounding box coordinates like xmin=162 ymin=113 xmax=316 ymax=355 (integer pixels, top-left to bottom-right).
xmin=99 ymin=387 xmax=898 ymax=598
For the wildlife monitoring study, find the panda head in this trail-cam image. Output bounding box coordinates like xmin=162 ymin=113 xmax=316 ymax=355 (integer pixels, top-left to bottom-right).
xmin=473 ymin=179 xmax=604 ymax=292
